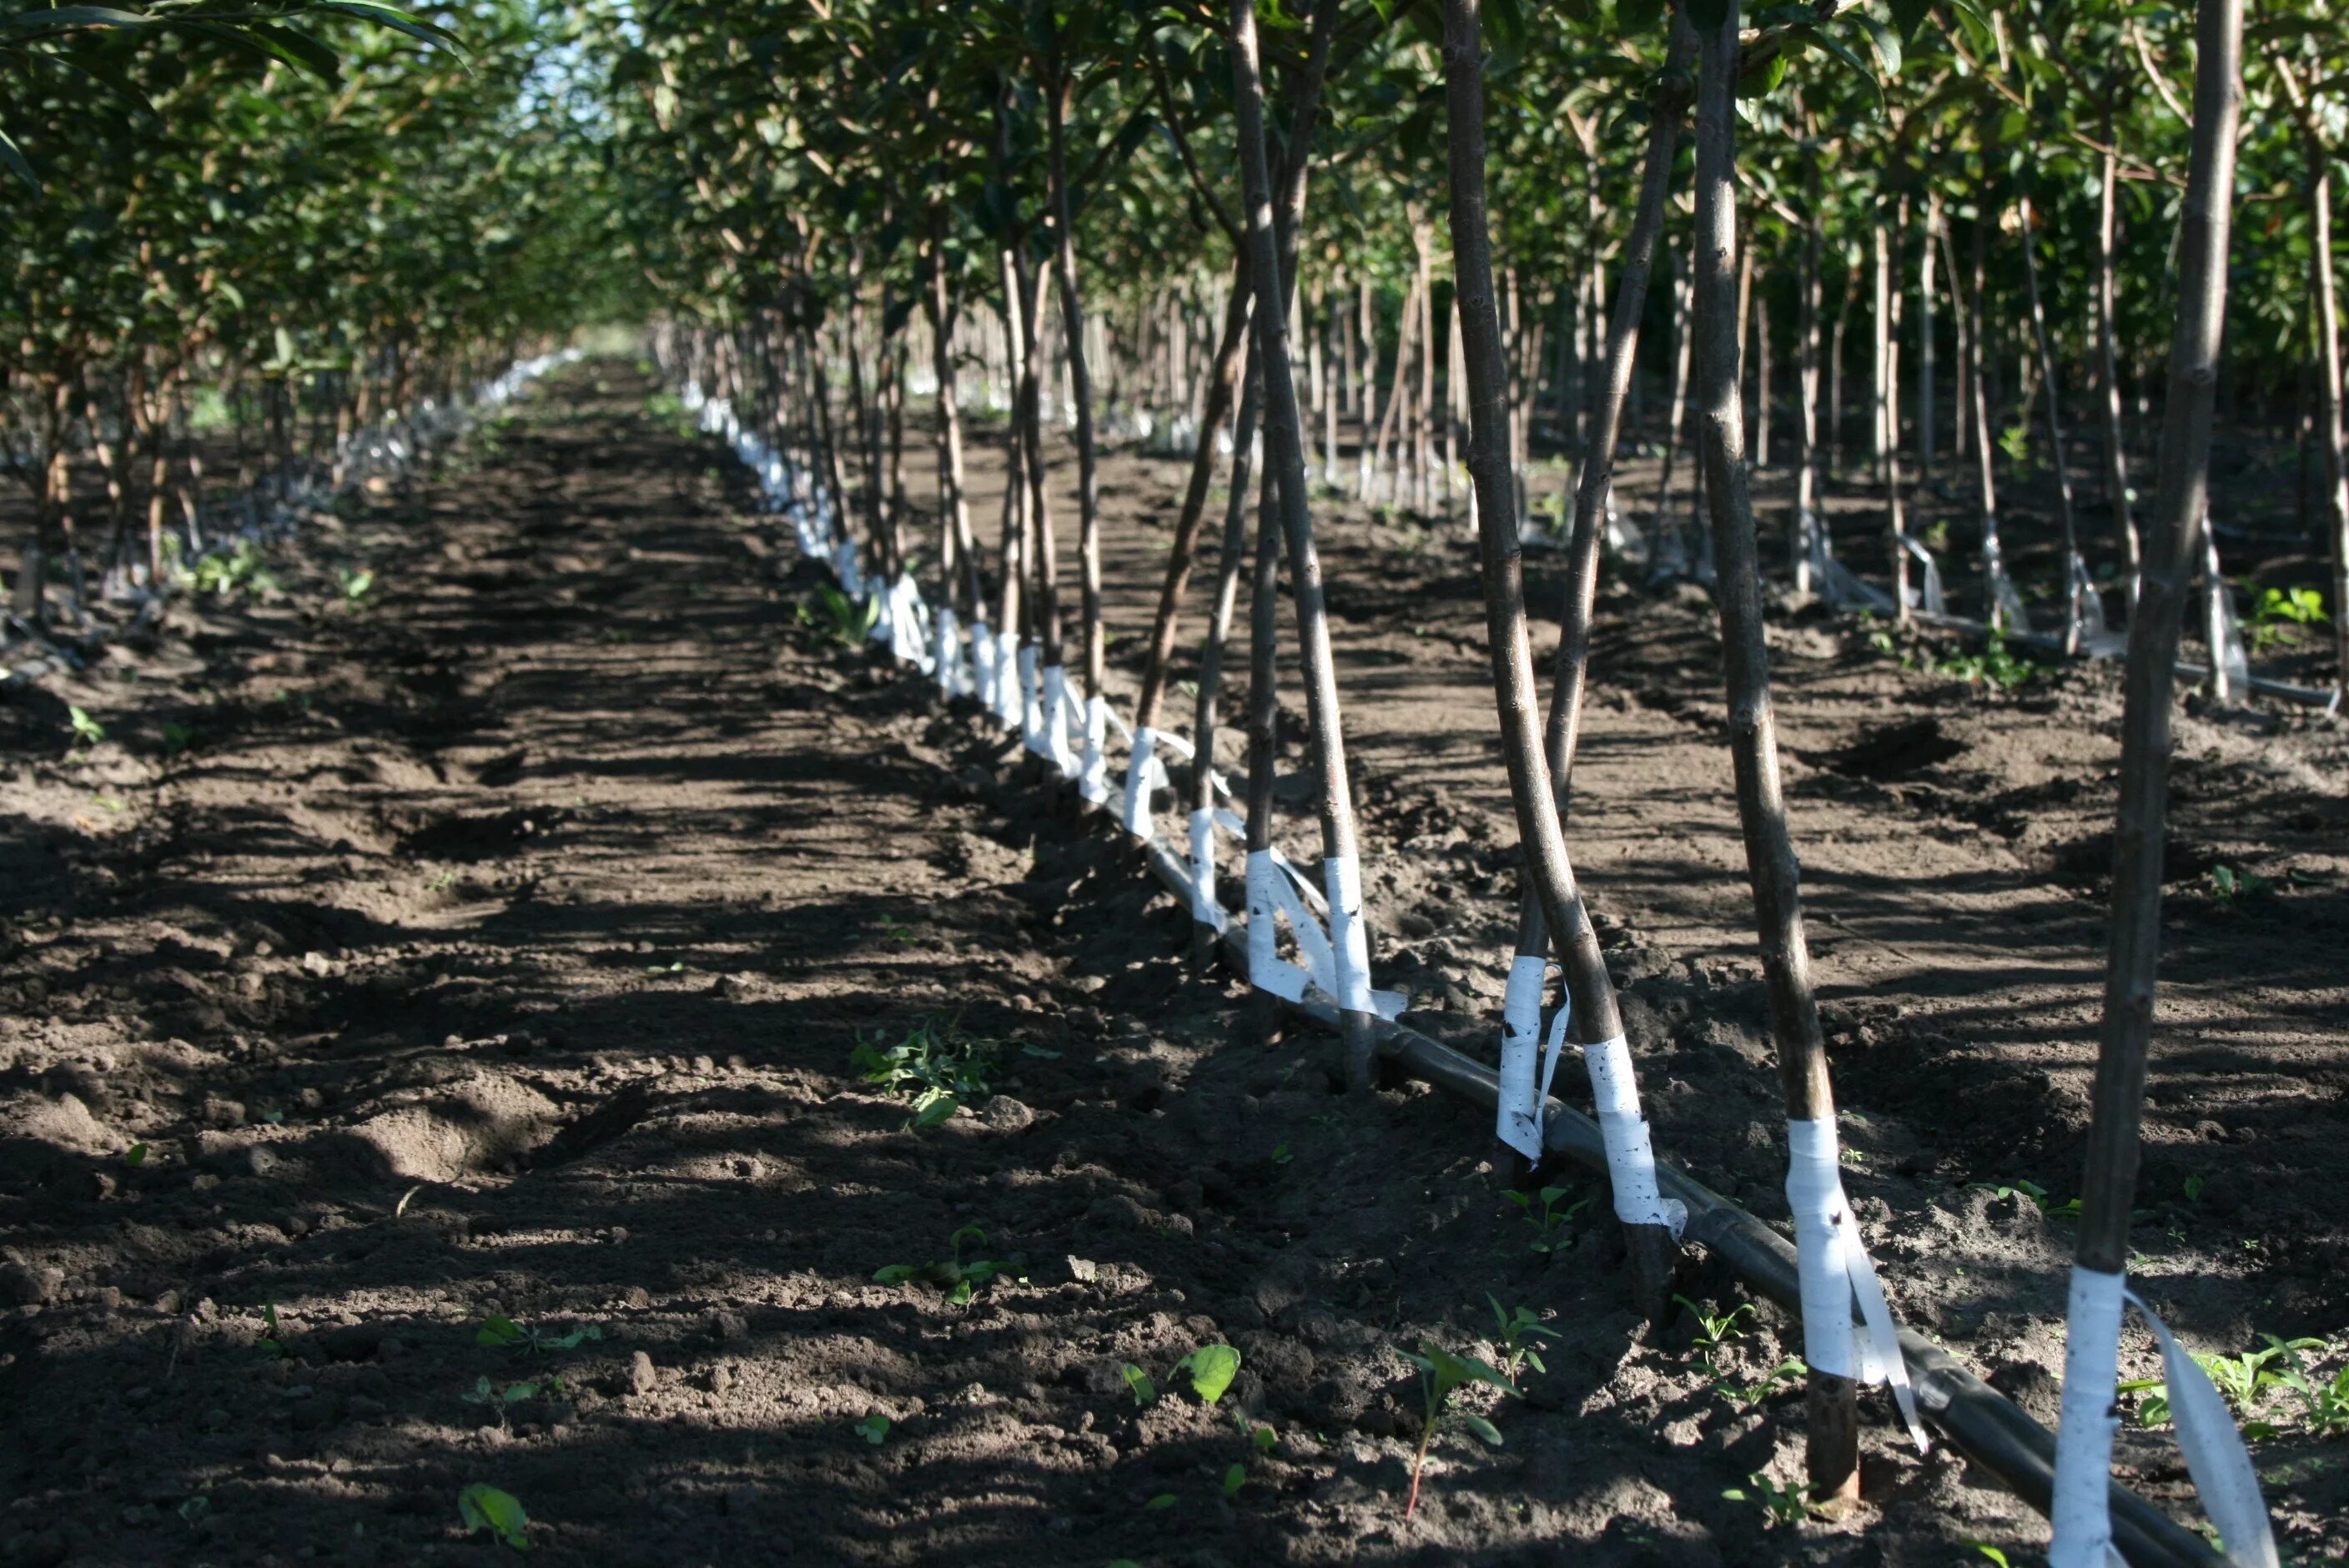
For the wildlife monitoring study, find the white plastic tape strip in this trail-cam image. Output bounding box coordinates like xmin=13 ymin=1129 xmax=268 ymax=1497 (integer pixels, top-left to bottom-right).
xmin=1322 ymin=852 xmax=1403 ymax=1018
xmin=2051 ymin=1268 xmax=2281 ymax=1568
xmin=2050 ymin=1267 xmax=2128 ymax=1568
xmin=2127 ymin=1289 xmax=2278 ymax=1567
xmin=1496 ymin=953 xmax=1547 ymax=1160
xmin=1041 ymin=666 xmax=1079 ymax=777
xmin=1119 ymin=726 xmax=1173 ymax=839
xmin=971 ymin=618 xmax=997 ymax=710
xmin=1019 ymin=646 xmax=1044 ymax=754
xmin=1583 ymin=1034 xmax=1687 ymax=1237
xmin=933 ymin=606 xmax=960 ymax=695
xmin=1188 ymin=807 xmax=1225 ymax=930
xmin=1784 ymin=1116 xmax=1929 ymax=1450
xmin=1246 ymin=848 xmax=1314 ymax=1004
xmin=1079 ymin=693 xmax=1110 ymax=804
xmin=995 ymin=631 xmax=1024 ymax=731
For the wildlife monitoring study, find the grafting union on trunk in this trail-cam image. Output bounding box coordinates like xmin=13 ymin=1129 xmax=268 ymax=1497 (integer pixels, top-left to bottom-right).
xmin=1688 ymin=0 xmax=1864 ymax=1507
xmin=2050 ymin=0 xmax=2248 ymax=1559
xmin=1229 ymin=0 xmax=1380 ymax=1094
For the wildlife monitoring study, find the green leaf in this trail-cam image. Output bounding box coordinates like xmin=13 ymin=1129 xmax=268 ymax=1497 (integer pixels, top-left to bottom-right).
xmin=1459 ymin=1412 xmax=1505 ymax=1446
xmin=122 ymin=1143 xmax=148 ymax=1168
xmin=475 ymin=1314 xmax=527 ymax=1348
xmin=1250 ymin=1424 xmax=1276 ymax=1450
xmin=872 ymin=1264 xmax=917 ymax=1285
xmin=1852 ymin=15 xmax=1902 ymax=78
xmin=1142 ymin=1492 xmax=1176 ymax=1511
xmin=1222 ymin=1462 xmax=1245 ymax=1496
xmin=853 ymin=1413 xmax=890 ymax=1445
xmin=909 ymin=1092 xmax=959 ymax=1129
xmin=1120 ymin=1363 xmax=1157 ymax=1406
xmin=455 ymin=1484 xmax=531 ymax=1550
xmin=1175 ymin=1344 xmax=1241 ymax=1405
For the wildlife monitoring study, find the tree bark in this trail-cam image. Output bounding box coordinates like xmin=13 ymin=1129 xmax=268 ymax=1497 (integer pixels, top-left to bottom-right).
xmin=1689 ymin=0 xmax=1858 ymax=1505
xmin=1476 ymin=6 xmax=1693 ymax=1319
xmin=1230 ymin=0 xmax=1379 ymax=1093
xmin=2020 ymin=191 xmax=2083 ymax=649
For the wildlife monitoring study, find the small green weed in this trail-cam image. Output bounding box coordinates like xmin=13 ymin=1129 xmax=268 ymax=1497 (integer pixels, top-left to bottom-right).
xmin=67 ymin=705 xmax=103 ymax=751
xmin=1486 ymin=1296 xmax=1561 ymax=1387
xmin=1723 ymin=1471 xmax=1822 ymax=1527
xmin=872 ymin=1224 xmax=1023 ymax=1305
xmin=1936 ymin=632 xmax=2040 ymax=691
xmin=2120 ymin=1334 xmax=2334 ymax=1436
xmin=255 ymin=1301 xmax=287 ymax=1358
xmin=798 ymin=583 xmax=878 ymax=649
xmin=462 ymin=1375 xmax=546 ymax=1431
xmin=475 ymin=1314 xmax=601 ymax=1359
xmin=1119 ymin=1363 xmax=1156 ymax=1406
xmin=2206 ymin=865 xmax=2276 ymax=906
xmin=875 ymin=914 xmax=919 ymax=948
xmin=1974 ymin=1177 xmax=2081 ymax=1219
xmin=338 ymin=567 xmax=376 ymax=604
xmin=1401 ymin=1341 xmax=1516 ymax=1518
xmin=852 ymin=1412 xmax=891 ymax=1445
xmin=194 ymin=540 xmax=280 ymax=599
xmin=1500 ymin=1184 xmax=1588 ymax=1254
xmin=2248 ymin=585 xmax=2325 ymax=656
xmin=160 ymin=720 xmax=194 ymax=756
xmin=850 ymin=1014 xmax=1000 ymax=1130
xmin=1171 ymin=1343 xmax=1241 ymax=1404
xmin=455 ymin=1483 xmax=531 ymax=1550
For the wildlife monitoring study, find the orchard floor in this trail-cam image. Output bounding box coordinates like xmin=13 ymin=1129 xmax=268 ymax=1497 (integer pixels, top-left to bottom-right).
xmin=0 ymin=362 xmax=2344 ymax=1566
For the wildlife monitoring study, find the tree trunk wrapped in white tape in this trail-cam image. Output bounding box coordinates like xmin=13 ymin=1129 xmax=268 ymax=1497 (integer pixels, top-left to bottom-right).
xmin=2050 ymin=1265 xmax=2277 ymax=1568
xmin=1078 ymin=693 xmax=1110 ymax=803
xmin=1784 ymin=1116 xmax=1928 ymax=1450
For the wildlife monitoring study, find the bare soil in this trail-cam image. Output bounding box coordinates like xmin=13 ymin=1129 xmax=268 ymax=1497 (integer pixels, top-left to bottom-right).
xmin=1 ymin=364 xmax=2343 ymax=1567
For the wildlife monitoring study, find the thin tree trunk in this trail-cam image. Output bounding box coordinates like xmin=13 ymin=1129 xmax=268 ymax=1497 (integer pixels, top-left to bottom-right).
xmin=1689 ymin=0 xmax=1859 ymax=1506
xmin=1654 ymin=258 xmax=1694 ymax=536
xmin=1491 ymin=10 xmax=1694 ymax=1318
xmin=1230 ymin=0 xmax=1378 ymax=1093
xmin=1944 ymin=219 xmax=1974 ymax=465
xmin=2313 ymin=160 xmax=2349 ymax=692
xmin=1191 ymin=354 xmax=1265 ymax=967
xmin=1795 ymin=138 xmax=1823 ymax=587
xmin=1048 ymin=41 xmax=1108 ymax=804
xmin=928 ymin=230 xmax=984 ymax=620
xmin=2020 ymin=191 xmax=2083 ymax=650
xmin=1919 ymin=193 xmax=1939 ymax=474
xmin=1755 ymin=284 xmax=1773 ymax=470
xmin=2051 ymin=0 xmax=2246 ymax=1558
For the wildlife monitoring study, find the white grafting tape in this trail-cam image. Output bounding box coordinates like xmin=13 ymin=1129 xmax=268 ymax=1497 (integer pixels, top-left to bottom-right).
xmin=995 ymin=631 xmax=1024 ymax=731
xmin=2049 ymin=1265 xmax=2126 ymax=1568
xmin=1041 ymin=666 xmax=1080 ymax=776
xmin=2118 ymin=1288 xmax=2278 ymax=1568
xmin=1120 ymin=727 xmax=1159 ymax=837
xmin=932 ymin=606 xmax=959 ymax=696
xmin=1582 ymin=1034 xmax=1687 ymax=1237
xmin=1245 ymin=849 xmax=1310 ymax=1003
xmin=1321 ymin=853 xmax=1406 ymax=1019
xmin=1496 ymin=952 xmax=1547 ymax=1160
xmin=972 ymin=619 xmax=998 ymax=711
xmin=1784 ymin=1116 xmax=1929 ymax=1450
xmin=1189 ymin=807 xmax=1225 ymax=930
xmin=1018 ymin=646 xmax=1044 ymax=751
xmin=1079 ymin=693 xmax=1110 ymax=804
xmin=1785 ymin=1116 xmax=1862 ymax=1380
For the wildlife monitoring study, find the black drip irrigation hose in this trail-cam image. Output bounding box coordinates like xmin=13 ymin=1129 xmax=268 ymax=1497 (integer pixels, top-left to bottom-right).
xmin=1119 ymin=834 xmax=2220 ymax=1568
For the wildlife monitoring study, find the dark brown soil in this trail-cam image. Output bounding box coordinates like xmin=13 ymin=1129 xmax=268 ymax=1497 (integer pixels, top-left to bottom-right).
xmin=2 ymin=364 xmax=2343 ymax=1567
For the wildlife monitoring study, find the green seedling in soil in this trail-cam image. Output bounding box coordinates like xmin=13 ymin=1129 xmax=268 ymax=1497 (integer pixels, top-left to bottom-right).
xmin=2185 ymin=1173 xmax=2207 ymax=1204
xmin=338 ymin=567 xmax=375 ymax=604
xmin=428 ymin=869 xmax=460 ymax=892
xmin=255 ymin=1301 xmax=287 ymax=1358
xmin=1172 ymin=1343 xmax=1241 ymax=1404
xmin=1723 ymin=1471 xmax=1823 ymax=1528
xmin=194 ymin=540 xmax=280 ymax=599
xmin=1142 ymin=1494 xmax=1176 ymax=1512
xmin=66 ymin=705 xmax=103 ymax=752
xmin=463 ymin=1375 xmax=543 ymax=1431
xmin=799 ymin=583 xmax=878 ymax=649
xmin=475 ymin=1314 xmax=601 ymax=1359
xmin=2206 ymin=865 xmax=2276 ymax=905
xmin=456 ymin=1483 xmax=531 ymax=1550
xmin=1968 ymin=1545 xmax=2013 ymax=1567
xmin=1719 ymin=1358 xmax=1809 ymax=1411
xmin=872 ymin=1224 xmax=1021 ymax=1304
xmin=1501 ymin=1184 xmax=1588 ymax=1254
xmin=2120 ymin=1334 xmax=2331 ymax=1435
xmin=2249 ymin=585 xmax=2325 ymax=655
xmin=850 ymin=1014 xmax=999 ymax=1131
xmin=1401 ymin=1340 xmax=1516 ymax=1518
xmin=159 ymin=720 xmax=194 ymax=756
xmin=1675 ymin=1295 xmax=1756 ymax=1363
xmin=122 ymin=1143 xmax=148 ymax=1168
xmin=178 ymin=1494 xmax=211 ymax=1525
xmin=875 ymin=915 xmax=919 ymax=947
xmin=852 ymin=1413 xmax=891 ymax=1445
xmin=1270 ymin=1143 xmax=1294 ymax=1165
xmin=2266 ymin=1336 xmax=2349 ymax=1437
xmin=1486 ymin=1296 xmax=1561 ymax=1386
xmin=1119 ymin=1363 xmax=1156 ymax=1407
xmin=1934 ymin=632 xmax=2040 ymax=691
xmin=1973 ymin=1177 xmax=2081 ymax=1219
